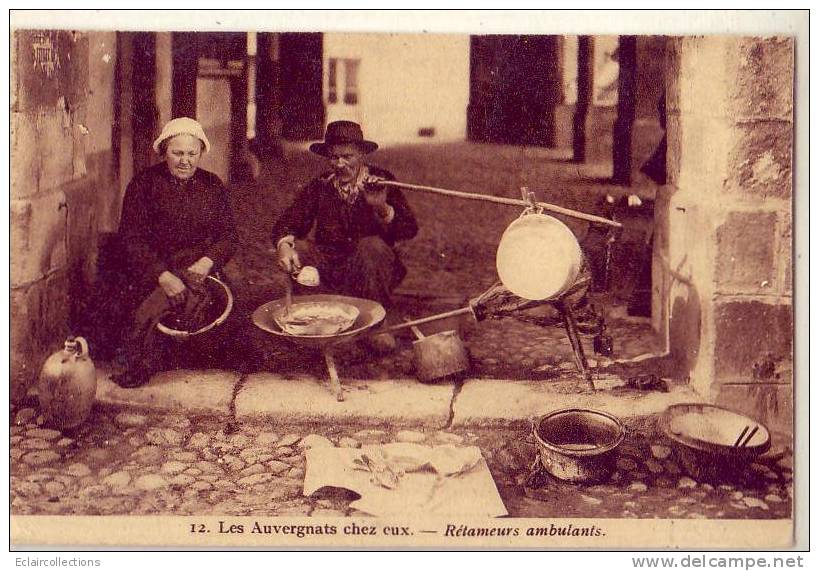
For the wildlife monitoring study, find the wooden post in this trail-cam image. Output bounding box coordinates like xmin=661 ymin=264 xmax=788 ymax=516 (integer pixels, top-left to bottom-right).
xmin=171 ymin=32 xmax=198 ymax=120
xmin=279 ymin=33 xmax=325 ymax=141
xmin=255 ymin=32 xmax=282 ymax=154
xmin=131 ymin=32 xmax=157 ymax=175
xmin=612 ymin=35 xmax=637 ymax=184
xmin=572 ymin=35 xmax=593 ymax=163
xmin=228 ymin=36 xmax=248 ymax=181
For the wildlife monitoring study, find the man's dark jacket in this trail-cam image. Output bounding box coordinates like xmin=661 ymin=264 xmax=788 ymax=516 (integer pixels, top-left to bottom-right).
xmin=271 ymin=166 xmax=418 ymax=255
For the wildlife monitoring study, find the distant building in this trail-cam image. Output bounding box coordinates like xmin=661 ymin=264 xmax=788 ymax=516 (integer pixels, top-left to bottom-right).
xmin=322 ymin=33 xmax=471 ymax=145
xmin=270 ymin=33 xmax=663 ymax=164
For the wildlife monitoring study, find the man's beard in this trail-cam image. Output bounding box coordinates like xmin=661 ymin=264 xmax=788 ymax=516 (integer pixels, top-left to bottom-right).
xmin=335 ymin=164 xmax=359 ymax=183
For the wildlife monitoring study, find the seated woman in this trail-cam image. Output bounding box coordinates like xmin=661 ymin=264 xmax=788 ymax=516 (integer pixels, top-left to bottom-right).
xmin=111 ymin=117 xmax=238 ymax=388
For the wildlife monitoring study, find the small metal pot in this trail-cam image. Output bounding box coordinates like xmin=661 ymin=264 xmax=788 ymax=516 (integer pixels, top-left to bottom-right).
xmin=532 ymin=408 xmax=625 ymax=483
xmin=410 ymin=326 xmax=470 ymax=383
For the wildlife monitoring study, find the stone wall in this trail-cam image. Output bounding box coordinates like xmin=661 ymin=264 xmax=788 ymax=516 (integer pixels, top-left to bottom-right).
xmin=658 ymin=36 xmax=793 ymax=432
xmin=10 ymin=30 xmax=119 ymax=401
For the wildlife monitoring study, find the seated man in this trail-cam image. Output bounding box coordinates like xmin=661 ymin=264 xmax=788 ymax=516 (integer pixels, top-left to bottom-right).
xmin=272 ymin=121 xmax=418 ymax=350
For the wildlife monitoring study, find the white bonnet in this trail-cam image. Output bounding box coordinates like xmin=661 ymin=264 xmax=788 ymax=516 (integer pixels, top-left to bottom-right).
xmin=152 ymin=117 xmax=211 ymax=154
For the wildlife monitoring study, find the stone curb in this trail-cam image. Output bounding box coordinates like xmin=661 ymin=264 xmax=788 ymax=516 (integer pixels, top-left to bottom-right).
xmin=93 ymin=367 xmax=708 ymax=430
xmin=451 ymin=378 xmax=704 ymax=428
xmin=95 ymin=368 xmax=238 ymax=416
xmin=234 ymin=372 xmax=455 ymax=428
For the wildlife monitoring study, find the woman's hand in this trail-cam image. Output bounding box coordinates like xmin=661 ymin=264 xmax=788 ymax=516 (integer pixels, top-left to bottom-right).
xmin=158 ymin=271 xmax=187 ymax=307
xmin=277 ymin=242 xmax=301 ymax=274
xmin=186 ymin=256 xmax=214 ymax=283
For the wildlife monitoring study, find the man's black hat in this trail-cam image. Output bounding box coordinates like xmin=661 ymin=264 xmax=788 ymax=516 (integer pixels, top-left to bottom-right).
xmin=309 ymin=121 xmax=378 ymax=157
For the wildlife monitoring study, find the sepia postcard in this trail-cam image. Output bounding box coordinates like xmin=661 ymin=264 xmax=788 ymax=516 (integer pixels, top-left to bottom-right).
xmin=8 ymin=10 xmax=807 ymax=551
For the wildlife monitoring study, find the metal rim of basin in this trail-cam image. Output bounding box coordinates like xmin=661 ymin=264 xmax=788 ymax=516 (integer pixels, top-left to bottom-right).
xmin=533 ymin=407 xmax=626 ymax=457
xmin=659 ymin=403 xmax=771 ymax=458
xmin=156 ymin=275 xmax=234 ymax=340
xmin=252 ymin=294 xmax=386 ymax=349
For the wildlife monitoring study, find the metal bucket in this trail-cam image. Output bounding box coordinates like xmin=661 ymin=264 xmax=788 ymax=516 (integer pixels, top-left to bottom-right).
xmin=496 ymin=212 xmax=583 ymax=301
xmin=532 ymin=408 xmax=625 ymax=483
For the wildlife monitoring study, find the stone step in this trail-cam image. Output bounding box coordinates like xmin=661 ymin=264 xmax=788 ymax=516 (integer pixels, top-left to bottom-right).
xmin=93 ymin=365 xmax=707 ymax=434
xmin=450 ymin=377 xmax=705 ymax=431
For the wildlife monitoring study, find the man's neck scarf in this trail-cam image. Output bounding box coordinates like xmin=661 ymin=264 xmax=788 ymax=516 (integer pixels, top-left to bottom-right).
xmin=330 ymin=165 xmax=370 ymax=205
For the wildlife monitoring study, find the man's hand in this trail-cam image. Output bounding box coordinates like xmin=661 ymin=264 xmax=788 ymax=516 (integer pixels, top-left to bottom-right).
xmin=186 ymin=256 xmax=214 ymax=283
xmin=277 ymin=241 xmax=301 ymax=274
xmin=363 ymin=183 xmax=389 ymax=215
xmin=363 ymin=180 xmax=394 ymax=221
xmin=158 ymin=271 xmax=187 ymax=307
xmin=627 ymin=194 xmax=643 ymax=207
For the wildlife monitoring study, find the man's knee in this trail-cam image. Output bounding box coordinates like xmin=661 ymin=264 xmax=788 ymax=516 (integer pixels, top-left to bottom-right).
xmin=354 ymin=236 xmax=395 ymax=263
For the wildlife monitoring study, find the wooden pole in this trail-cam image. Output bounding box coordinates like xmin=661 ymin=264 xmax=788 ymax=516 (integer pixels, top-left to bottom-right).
xmin=171 ymin=32 xmax=198 ymax=119
xmin=384 ymin=307 xmax=475 ymax=333
xmin=380 ymin=180 xmax=621 ymax=228
xmin=613 ymin=35 xmax=637 ymax=185
xmin=572 ymin=35 xmax=593 ymax=163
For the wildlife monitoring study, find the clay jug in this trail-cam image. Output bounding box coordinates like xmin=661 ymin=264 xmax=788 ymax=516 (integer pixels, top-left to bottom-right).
xmin=37 ymin=337 xmax=97 ymax=430
xmin=496 ymin=211 xmax=583 ymax=300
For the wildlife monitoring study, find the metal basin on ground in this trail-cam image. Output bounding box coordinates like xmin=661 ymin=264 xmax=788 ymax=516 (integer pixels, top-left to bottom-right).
xmin=533 ymin=408 xmax=625 ymax=483
xmin=156 ymin=276 xmax=234 ymax=341
xmin=660 ymin=403 xmax=771 ymax=483
xmin=253 ymin=294 xmax=387 ymax=401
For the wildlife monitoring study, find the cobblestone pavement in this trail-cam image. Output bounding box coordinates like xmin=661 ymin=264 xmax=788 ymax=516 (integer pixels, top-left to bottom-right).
xmin=11 ymin=406 xmax=792 ymax=520
xmin=327 ymin=309 xmax=660 ymax=385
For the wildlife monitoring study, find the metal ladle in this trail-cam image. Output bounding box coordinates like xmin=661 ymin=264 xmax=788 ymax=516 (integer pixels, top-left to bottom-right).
xmin=285 ymin=265 xmax=321 ymax=314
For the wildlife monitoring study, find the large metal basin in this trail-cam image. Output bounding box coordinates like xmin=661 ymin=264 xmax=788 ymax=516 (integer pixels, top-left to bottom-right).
xmin=660 ymin=403 xmax=771 ymax=482
xmin=252 ymin=294 xmax=386 ymax=349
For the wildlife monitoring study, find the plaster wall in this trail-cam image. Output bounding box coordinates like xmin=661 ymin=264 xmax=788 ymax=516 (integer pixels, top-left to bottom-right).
xmin=155 ymin=33 xmax=174 ymax=129
xmin=196 ymin=76 xmax=232 ymax=184
xmin=323 ymin=33 xmax=470 ymax=145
